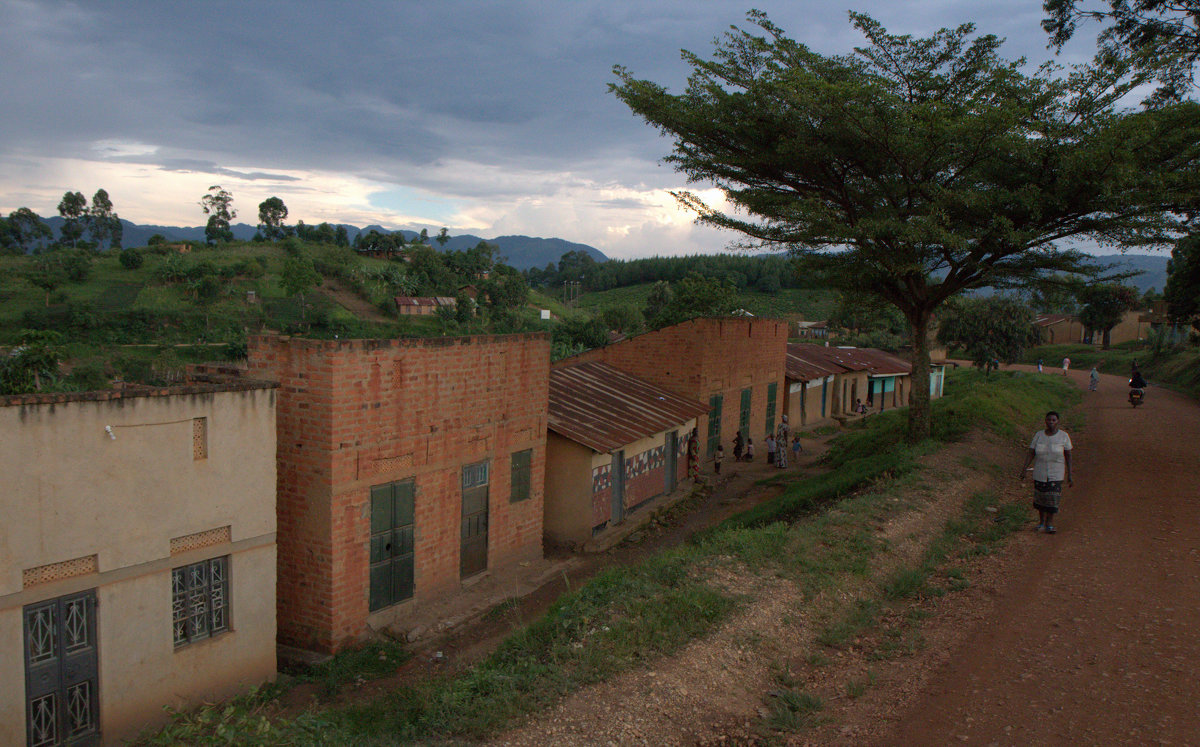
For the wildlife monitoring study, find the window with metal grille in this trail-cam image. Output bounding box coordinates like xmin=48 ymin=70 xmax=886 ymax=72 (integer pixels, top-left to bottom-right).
xmin=172 ymin=556 xmax=229 ymax=648
xmin=510 ymin=449 xmax=532 ymax=503
xmin=764 ymin=382 xmax=778 ymax=438
xmin=369 ymin=479 xmax=416 ymax=611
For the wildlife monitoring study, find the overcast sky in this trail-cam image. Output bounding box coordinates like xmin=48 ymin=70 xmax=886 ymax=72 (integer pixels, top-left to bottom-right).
xmin=1 ymin=1 xmax=1105 ymax=259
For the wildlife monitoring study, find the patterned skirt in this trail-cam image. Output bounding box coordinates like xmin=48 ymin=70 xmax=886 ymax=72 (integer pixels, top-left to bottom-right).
xmin=1033 ymin=480 xmax=1063 ymax=514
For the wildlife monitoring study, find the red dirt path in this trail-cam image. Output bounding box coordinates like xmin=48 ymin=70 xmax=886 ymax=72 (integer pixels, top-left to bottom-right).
xmin=880 ymin=368 xmax=1200 ymax=745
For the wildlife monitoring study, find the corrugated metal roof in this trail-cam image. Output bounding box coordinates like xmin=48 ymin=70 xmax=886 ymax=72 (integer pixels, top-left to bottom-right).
xmin=549 ymin=361 xmax=709 ymax=453
xmin=394 ymin=296 xmax=441 ymax=307
xmin=787 ymin=344 xmax=912 ymax=380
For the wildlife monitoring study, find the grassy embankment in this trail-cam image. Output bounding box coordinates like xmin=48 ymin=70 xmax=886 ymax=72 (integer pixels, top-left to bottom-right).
xmin=136 ymin=367 xmax=1076 ymax=746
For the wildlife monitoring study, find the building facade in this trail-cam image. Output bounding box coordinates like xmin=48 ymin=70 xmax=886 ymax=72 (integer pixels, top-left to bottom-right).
xmin=247 ymin=333 xmax=550 ymax=653
xmin=565 ymin=317 xmax=789 ymax=462
xmin=0 ymin=381 xmax=278 ymax=746
xmin=544 ymin=361 xmax=706 ymax=549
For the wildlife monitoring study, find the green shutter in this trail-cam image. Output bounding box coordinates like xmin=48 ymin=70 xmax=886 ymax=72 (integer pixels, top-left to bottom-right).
xmin=369 ymin=478 xmax=416 ymax=611
xmin=739 ymin=388 xmax=752 ymax=433
xmin=765 ymin=382 xmax=778 ymax=437
xmin=707 ymin=394 xmax=723 ymax=456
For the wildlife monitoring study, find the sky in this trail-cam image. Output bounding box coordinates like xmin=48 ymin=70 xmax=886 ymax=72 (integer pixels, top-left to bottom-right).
xmin=0 ymin=1 xmax=1108 ymax=259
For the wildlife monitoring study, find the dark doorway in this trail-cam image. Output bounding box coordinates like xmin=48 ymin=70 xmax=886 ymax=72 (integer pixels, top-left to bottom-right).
xmin=460 ymin=461 xmax=489 ymax=578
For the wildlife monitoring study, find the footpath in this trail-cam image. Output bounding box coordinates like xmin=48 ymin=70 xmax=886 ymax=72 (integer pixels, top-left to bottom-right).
xmin=881 ymin=367 xmax=1200 ymax=745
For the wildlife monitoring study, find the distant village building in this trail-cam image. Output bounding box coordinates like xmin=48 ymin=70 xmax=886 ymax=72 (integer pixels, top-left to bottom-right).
xmin=785 ymin=344 xmax=935 ymax=425
xmin=794 ymin=320 xmax=830 ymax=339
xmin=545 ymin=361 xmax=707 ymax=550
xmin=394 ymin=296 xmax=457 ymax=316
xmin=0 ymin=378 xmax=278 ymax=746
xmin=247 ymin=333 xmax=550 ymax=654
xmin=563 ymin=317 xmax=789 ymax=461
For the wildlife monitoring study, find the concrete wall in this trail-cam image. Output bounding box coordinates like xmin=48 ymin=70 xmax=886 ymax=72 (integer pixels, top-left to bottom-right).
xmin=543 ymin=433 xmax=596 ymax=547
xmin=0 ymin=385 xmax=277 ymax=746
xmin=248 ymin=333 xmax=550 ymax=653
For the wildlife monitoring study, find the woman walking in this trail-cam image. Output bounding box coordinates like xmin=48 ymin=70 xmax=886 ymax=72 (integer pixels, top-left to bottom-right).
xmin=1019 ymin=411 xmax=1073 ymax=534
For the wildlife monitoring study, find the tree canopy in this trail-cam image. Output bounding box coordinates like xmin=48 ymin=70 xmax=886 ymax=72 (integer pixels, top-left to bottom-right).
xmin=1164 ymin=233 xmax=1200 ymax=331
xmin=200 ymin=186 xmax=236 ymax=245
xmin=1078 ymin=283 xmax=1140 ymax=347
xmin=937 ymin=297 xmax=1041 ymax=371
xmin=1044 ymin=0 xmax=1200 ymax=103
xmin=612 ymin=11 xmax=1200 ymax=441
xmin=257 ymin=197 xmax=289 ymax=241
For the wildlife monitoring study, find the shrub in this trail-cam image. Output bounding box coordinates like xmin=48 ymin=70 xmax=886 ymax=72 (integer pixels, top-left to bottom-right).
xmin=119 ymin=249 xmax=144 ymax=269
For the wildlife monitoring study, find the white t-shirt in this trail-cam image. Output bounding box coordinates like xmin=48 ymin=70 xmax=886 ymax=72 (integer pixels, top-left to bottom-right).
xmin=1030 ymin=429 xmax=1072 ymax=481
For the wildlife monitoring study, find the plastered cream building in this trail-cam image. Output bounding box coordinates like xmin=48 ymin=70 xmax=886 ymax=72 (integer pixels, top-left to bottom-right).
xmin=0 ymin=379 xmax=278 ymax=746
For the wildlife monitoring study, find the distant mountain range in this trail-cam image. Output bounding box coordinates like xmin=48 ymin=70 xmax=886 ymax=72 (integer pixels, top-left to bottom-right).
xmin=37 ymin=216 xmax=608 ymax=271
xmin=1084 ymin=254 xmax=1170 ymax=294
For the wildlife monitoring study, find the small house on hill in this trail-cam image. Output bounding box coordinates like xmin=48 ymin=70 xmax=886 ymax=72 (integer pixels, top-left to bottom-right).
xmin=394 ymin=296 xmax=456 ymax=316
xmin=545 ymin=361 xmax=708 ymax=550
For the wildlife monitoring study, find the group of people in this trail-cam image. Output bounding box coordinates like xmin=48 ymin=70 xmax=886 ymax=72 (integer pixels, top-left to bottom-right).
xmin=716 ymin=417 xmax=801 ymax=474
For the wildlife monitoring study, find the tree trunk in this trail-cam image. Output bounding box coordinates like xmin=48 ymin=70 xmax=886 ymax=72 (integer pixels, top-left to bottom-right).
xmin=906 ymin=310 xmax=933 ymax=443
xmin=1102 ymin=328 xmax=1111 ymax=349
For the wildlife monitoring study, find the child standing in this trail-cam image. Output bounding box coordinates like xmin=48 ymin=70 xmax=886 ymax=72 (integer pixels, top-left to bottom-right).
xmin=792 ymin=435 xmax=802 ymax=461
xmin=714 ymin=444 xmax=724 ymax=474
xmin=745 ymin=438 xmax=754 ymax=462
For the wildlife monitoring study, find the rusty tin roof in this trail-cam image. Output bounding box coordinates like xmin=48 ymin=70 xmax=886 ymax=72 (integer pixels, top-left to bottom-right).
xmin=549 ymin=361 xmax=709 ymax=453
xmin=787 ymin=344 xmax=912 ymax=380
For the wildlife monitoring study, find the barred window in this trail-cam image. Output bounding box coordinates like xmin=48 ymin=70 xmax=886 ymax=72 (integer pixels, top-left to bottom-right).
xmin=172 ymin=556 xmax=229 ymax=648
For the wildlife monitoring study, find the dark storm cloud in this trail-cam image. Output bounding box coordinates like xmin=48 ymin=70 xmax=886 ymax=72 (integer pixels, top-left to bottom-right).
xmin=1 ymin=1 xmax=1098 ymax=199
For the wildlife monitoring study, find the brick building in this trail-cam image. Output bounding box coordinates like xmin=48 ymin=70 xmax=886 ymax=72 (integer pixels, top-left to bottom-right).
xmin=247 ymin=333 xmax=550 ymax=653
xmin=564 ymin=317 xmax=788 ymax=462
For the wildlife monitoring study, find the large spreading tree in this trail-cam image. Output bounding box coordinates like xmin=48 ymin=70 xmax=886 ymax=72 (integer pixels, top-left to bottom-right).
xmin=612 ymin=11 xmax=1200 ymax=441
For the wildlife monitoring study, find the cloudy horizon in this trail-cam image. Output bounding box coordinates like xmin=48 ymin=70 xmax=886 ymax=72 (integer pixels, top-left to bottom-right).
xmin=2 ymin=1 xmax=1114 ymax=258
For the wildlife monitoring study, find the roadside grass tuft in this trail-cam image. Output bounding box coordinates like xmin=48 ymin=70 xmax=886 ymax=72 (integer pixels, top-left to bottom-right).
xmin=763 ymin=689 xmax=825 ymax=732
xmin=301 ymin=639 xmax=413 ymax=697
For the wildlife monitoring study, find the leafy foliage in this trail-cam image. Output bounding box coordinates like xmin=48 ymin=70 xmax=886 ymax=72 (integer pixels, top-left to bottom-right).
xmin=1044 ymin=0 xmax=1200 ymax=103
xmin=256 ymin=196 xmax=289 ymax=241
xmin=199 ymin=185 xmax=236 ymax=245
xmin=936 ymin=297 xmax=1041 ymax=369
xmin=612 ymin=11 xmax=1200 ymax=440
xmin=645 ymin=272 xmax=737 ymax=329
xmin=1078 ymin=283 xmax=1140 ymax=347
xmin=1165 ymin=232 xmax=1200 ymax=331
xmin=0 ymin=329 xmax=64 ymax=394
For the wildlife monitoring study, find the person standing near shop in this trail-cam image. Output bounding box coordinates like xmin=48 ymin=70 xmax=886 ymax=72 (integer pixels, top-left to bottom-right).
xmin=1019 ymin=411 xmax=1073 ymax=534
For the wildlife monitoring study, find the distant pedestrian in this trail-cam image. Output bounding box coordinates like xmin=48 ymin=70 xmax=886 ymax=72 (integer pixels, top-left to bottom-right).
xmin=732 ymin=430 xmax=744 ymax=461
xmin=1088 ymin=366 xmax=1100 ymax=392
xmin=791 ymin=435 xmax=802 ymax=461
xmin=714 ymin=444 xmax=724 ymax=475
xmin=1037 ymin=358 xmax=1044 ymax=373
xmin=776 ymin=416 xmax=790 ymax=468
xmin=745 ymin=438 xmax=754 ymax=462
xmin=1062 ymin=357 xmax=1071 ymax=376
xmin=1019 ymin=411 xmax=1073 ymax=534
xmin=766 ymin=434 xmax=777 ymax=465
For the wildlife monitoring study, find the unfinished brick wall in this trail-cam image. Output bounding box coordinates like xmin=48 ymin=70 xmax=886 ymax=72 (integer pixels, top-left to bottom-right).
xmin=563 ymin=318 xmax=788 ymax=464
xmin=249 ymin=333 xmax=550 ymax=652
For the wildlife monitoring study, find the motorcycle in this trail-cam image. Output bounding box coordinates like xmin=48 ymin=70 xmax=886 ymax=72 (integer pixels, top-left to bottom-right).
xmin=1129 ymin=382 xmax=1145 ymax=407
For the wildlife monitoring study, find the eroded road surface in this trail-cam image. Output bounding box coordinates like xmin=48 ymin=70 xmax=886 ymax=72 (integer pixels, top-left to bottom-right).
xmin=883 ymin=370 xmax=1200 ymax=745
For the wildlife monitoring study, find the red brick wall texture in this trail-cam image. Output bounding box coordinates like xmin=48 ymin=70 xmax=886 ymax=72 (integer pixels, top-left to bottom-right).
xmin=249 ymin=333 xmax=550 ymax=653
xmin=566 ymin=318 xmax=788 ymax=461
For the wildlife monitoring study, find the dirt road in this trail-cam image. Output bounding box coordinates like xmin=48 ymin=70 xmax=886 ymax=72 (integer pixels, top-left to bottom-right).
xmin=883 ymin=369 xmax=1200 ymax=745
